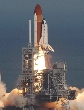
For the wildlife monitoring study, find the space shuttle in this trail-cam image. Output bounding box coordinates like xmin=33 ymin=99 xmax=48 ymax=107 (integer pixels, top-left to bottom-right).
xmin=34 ymin=4 xmax=54 ymax=52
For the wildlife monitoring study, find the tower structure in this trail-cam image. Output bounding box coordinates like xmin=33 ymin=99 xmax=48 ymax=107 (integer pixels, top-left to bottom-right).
xmin=18 ymin=21 xmax=37 ymax=107
xmin=17 ymin=4 xmax=76 ymax=110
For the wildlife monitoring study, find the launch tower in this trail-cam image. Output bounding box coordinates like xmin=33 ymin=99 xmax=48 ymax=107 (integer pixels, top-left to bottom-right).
xmin=17 ymin=4 xmax=76 ymax=110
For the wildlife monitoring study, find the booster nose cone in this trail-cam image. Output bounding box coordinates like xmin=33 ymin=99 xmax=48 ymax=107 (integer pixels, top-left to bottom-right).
xmin=34 ymin=4 xmax=42 ymax=15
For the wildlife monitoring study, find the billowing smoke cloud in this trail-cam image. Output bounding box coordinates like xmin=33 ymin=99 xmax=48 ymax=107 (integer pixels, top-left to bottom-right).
xmin=1 ymin=93 xmax=11 ymax=106
xmin=4 ymin=88 xmax=27 ymax=108
xmin=69 ymin=87 xmax=84 ymax=110
xmin=0 ymin=101 xmax=4 ymax=108
xmin=15 ymin=95 xmax=27 ymax=108
xmin=1 ymin=80 xmax=84 ymax=110
xmin=0 ymin=82 xmax=6 ymax=99
xmin=41 ymin=87 xmax=84 ymax=110
xmin=0 ymin=82 xmax=6 ymax=108
xmin=0 ymin=82 xmax=27 ymax=108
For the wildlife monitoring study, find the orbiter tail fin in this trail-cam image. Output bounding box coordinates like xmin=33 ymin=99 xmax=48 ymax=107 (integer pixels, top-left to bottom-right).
xmin=48 ymin=44 xmax=54 ymax=52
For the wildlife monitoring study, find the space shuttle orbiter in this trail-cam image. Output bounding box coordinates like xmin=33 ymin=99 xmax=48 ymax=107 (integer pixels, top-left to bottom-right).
xmin=34 ymin=4 xmax=54 ymax=52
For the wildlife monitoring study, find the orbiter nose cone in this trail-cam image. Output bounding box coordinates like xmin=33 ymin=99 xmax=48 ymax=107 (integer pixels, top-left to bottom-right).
xmin=34 ymin=4 xmax=42 ymax=15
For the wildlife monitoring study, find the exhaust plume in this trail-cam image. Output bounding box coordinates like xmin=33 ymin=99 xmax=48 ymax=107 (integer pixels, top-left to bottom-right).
xmin=0 ymin=82 xmax=6 ymax=99
xmin=69 ymin=87 xmax=84 ymax=110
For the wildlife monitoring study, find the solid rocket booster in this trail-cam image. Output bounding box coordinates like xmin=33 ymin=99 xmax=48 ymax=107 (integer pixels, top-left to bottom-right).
xmin=34 ymin=4 xmax=54 ymax=52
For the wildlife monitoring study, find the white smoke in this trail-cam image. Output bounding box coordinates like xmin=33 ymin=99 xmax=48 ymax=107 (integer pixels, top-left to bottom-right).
xmin=0 ymin=82 xmax=27 ymax=108
xmin=69 ymin=90 xmax=84 ymax=110
xmin=15 ymin=95 xmax=27 ymax=108
xmin=44 ymin=87 xmax=84 ymax=110
xmin=0 ymin=101 xmax=4 ymax=108
xmin=0 ymin=82 xmax=6 ymax=99
xmin=7 ymin=88 xmax=27 ymax=107
xmin=0 ymin=82 xmax=6 ymax=108
xmin=1 ymin=93 xmax=10 ymax=106
xmin=7 ymin=88 xmax=18 ymax=106
xmin=1 ymin=80 xmax=84 ymax=110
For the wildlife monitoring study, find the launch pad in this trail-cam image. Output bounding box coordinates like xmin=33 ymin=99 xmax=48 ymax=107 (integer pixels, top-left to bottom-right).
xmin=17 ymin=44 xmax=76 ymax=110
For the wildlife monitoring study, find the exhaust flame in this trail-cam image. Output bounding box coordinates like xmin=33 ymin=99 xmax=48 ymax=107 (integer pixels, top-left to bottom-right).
xmin=33 ymin=49 xmax=46 ymax=92
xmin=34 ymin=50 xmax=46 ymax=72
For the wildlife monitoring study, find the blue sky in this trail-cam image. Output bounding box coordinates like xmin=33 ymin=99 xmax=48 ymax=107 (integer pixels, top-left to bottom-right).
xmin=0 ymin=0 xmax=84 ymax=92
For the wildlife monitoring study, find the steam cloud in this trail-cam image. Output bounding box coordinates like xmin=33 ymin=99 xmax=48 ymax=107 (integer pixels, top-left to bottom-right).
xmin=0 ymin=82 xmax=6 ymax=99
xmin=0 ymin=82 xmax=27 ymax=108
xmin=0 ymin=81 xmax=84 ymax=110
xmin=69 ymin=87 xmax=84 ymax=110
xmin=0 ymin=82 xmax=6 ymax=108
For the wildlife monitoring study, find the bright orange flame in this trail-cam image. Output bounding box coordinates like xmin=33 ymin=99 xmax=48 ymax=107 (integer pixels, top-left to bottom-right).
xmin=34 ymin=50 xmax=46 ymax=72
xmin=34 ymin=75 xmax=42 ymax=92
xmin=34 ymin=49 xmax=45 ymax=92
xmin=18 ymin=89 xmax=23 ymax=94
